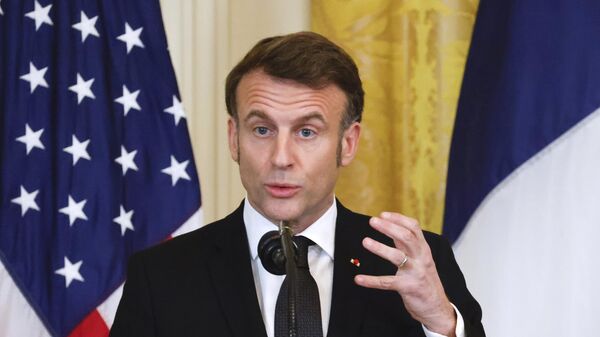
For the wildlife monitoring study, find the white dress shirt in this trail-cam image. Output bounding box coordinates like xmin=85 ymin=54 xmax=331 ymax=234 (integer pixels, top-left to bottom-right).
xmin=243 ymin=198 xmax=465 ymax=337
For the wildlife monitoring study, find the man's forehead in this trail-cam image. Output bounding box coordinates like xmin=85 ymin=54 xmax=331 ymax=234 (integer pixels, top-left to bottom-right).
xmin=237 ymin=69 xmax=341 ymax=96
xmin=237 ymin=70 xmax=346 ymax=114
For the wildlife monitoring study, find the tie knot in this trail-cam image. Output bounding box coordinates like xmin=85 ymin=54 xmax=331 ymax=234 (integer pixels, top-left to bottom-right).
xmin=293 ymin=236 xmax=314 ymax=268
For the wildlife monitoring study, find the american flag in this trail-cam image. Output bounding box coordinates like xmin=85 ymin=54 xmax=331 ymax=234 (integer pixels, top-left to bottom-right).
xmin=0 ymin=1 xmax=202 ymax=336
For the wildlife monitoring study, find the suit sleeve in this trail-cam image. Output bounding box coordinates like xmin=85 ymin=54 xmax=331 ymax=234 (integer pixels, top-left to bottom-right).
xmin=109 ymin=252 xmax=157 ymax=337
xmin=428 ymin=233 xmax=486 ymax=337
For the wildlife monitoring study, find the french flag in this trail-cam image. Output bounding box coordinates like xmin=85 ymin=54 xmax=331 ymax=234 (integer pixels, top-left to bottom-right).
xmin=444 ymin=0 xmax=600 ymax=336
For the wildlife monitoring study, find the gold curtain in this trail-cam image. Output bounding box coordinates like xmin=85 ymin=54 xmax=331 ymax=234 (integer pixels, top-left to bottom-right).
xmin=312 ymin=0 xmax=479 ymax=233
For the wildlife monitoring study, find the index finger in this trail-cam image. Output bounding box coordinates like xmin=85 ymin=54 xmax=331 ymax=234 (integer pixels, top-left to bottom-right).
xmin=380 ymin=212 xmax=425 ymax=241
xmin=369 ymin=217 xmax=419 ymax=257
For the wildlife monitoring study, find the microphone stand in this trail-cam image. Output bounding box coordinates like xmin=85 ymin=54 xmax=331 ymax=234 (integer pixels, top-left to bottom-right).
xmin=279 ymin=220 xmax=298 ymax=337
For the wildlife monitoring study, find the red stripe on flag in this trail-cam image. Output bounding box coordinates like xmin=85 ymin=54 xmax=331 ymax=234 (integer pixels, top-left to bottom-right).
xmin=67 ymin=310 xmax=109 ymax=337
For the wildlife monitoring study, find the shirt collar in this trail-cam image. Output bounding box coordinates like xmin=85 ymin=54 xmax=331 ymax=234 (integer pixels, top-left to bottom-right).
xmin=244 ymin=198 xmax=337 ymax=261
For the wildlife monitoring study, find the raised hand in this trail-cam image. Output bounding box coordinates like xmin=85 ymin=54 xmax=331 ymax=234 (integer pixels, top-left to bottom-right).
xmin=355 ymin=212 xmax=457 ymax=337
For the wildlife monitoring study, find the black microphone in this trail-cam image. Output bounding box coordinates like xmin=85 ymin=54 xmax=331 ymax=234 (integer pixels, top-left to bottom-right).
xmin=258 ymin=230 xmax=287 ymax=275
xmin=258 ymin=222 xmax=298 ymax=275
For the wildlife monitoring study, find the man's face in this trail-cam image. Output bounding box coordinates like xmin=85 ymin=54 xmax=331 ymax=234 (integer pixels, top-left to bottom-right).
xmin=228 ymin=70 xmax=360 ymax=230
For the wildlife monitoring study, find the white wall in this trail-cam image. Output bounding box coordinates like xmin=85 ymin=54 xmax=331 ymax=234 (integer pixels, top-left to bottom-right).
xmin=159 ymin=0 xmax=310 ymax=223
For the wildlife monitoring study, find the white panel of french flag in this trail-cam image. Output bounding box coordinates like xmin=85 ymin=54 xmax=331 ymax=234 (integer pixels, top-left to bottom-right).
xmin=444 ymin=1 xmax=600 ymax=336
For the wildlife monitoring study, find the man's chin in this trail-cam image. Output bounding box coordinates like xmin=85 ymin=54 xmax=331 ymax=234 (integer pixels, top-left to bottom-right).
xmin=265 ymin=208 xmax=302 ymax=224
xmin=260 ymin=200 xmax=303 ymax=223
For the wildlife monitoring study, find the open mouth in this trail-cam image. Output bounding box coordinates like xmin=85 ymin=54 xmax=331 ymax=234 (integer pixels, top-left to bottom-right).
xmin=265 ymin=184 xmax=301 ymax=198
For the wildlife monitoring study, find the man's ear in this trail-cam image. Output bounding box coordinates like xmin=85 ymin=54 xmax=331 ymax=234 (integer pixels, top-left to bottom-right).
xmin=340 ymin=122 xmax=361 ymax=167
xmin=227 ymin=117 xmax=239 ymax=163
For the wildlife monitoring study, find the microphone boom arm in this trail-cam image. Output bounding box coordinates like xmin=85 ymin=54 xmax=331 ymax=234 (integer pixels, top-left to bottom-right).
xmin=279 ymin=221 xmax=298 ymax=337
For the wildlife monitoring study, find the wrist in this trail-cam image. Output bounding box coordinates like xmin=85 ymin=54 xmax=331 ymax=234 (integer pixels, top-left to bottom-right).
xmin=423 ymin=302 xmax=456 ymax=337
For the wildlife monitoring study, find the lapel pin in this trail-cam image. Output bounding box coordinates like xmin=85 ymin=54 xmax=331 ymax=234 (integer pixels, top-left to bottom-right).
xmin=350 ymin=258 xmax=360 ymax=267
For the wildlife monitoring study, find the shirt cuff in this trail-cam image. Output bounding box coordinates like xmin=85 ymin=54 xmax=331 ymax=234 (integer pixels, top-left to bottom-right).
xmin=421 ymin=303 xmax=465 ymax=337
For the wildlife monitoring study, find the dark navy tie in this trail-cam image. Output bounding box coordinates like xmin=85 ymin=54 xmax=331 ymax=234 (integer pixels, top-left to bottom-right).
xmin=274 ymin=236 xmax=323 ymax=337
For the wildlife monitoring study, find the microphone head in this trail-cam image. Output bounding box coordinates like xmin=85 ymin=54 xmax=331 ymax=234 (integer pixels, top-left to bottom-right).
xmin=258 ymin=230 xmax=287 ymax=275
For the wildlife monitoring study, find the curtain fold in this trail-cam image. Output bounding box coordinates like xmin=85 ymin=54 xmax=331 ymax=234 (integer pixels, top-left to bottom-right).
xmin=312 ymin=0 xmax=478 ymax=233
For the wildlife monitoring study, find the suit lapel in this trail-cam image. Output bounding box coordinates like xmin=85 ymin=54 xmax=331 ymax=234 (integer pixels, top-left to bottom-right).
xmin=327 ymin=202 xmax=371 ymax=337
xmin=207 ymin=204 xmax=268 ymax=337
xmin=205 ymin=201 xmax=377 ymax=337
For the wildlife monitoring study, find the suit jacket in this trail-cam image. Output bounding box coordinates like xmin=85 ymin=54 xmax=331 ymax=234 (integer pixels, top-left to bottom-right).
xmin=110 ymin=202 xmax=485 ymax=337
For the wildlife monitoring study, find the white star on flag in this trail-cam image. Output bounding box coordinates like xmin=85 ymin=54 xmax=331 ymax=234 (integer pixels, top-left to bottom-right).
xmin=0 ymin=0 xmax=4 ymax=16
xmin=11 ymin=186 xmax=40 ymax=217
xmin=114 ymin=85 xmax=141 ymax=116
xmin=16 ymin=123 xmax=45 ymax=154
xmin=2 ymin=0 xmax=204 ymax=334
xmin=24 ymin=0 xmax=53 ymax=31
xmin=116 ymin=22 xmax=144 ymax=54
xmin=55 ymin=257 xmax=84 ymax=288
xmin=113 ymin=205 xmax=135 ymax=236
xmin=20 ymin=62 xmax=48 ymax=93
xmin=63 ymin=135 xmax=91 ymax=165
xmin=59 ymin=195 xmax=88 ymax=226
xmin=161 ymin=155 xmax=191 ymax=186
xmin=68 ymin=73 xmax=95 ymax=104
xmin=72 ymin=11 xmax=99 ymax=42
xmin=114 ymin=145 xmax=138 ymax=175
xmin=164 ymin=95 xmax=187 ymax=126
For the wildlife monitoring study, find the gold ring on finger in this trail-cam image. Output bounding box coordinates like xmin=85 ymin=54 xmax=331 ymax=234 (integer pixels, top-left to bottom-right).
xmin=398 ymin=255 xmax=408 ymax=269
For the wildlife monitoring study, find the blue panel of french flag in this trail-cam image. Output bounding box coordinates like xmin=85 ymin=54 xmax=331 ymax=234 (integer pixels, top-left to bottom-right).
xmin=444 ymin=0 xmax=600 ymax=335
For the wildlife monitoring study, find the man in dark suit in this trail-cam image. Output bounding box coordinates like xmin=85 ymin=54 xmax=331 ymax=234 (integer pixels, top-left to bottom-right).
xmin=110 ymin=31 xmax=484 ymax=337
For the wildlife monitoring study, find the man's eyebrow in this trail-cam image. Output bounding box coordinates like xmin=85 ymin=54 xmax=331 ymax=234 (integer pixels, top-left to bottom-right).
xmin=243 ymin=110 xmax=327 ymax=125
xmin=243 ymin=110 xmax=272 ymax=123
xmin=295 ymin=112 xmax=327 ymax=125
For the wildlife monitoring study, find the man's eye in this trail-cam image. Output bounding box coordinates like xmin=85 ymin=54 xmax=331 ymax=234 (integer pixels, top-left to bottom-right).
xmin=254 ymin=126 xmax=270 ymax=136
xmin=298 ymin=128 xmax=315 ymax=138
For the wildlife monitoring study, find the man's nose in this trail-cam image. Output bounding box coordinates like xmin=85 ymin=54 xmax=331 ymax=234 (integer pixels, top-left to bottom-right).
xmin=271 ymin=133 xmax=294 ymax=168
